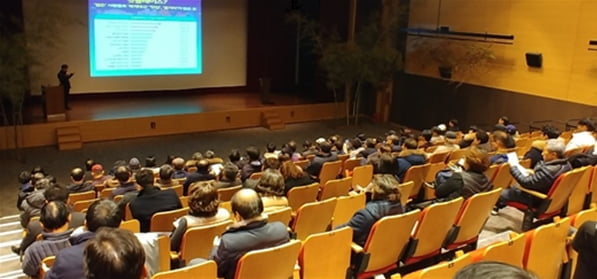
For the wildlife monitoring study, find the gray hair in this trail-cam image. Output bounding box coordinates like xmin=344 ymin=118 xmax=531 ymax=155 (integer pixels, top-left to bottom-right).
xmin=545 ymin=139 xmax=565 ymax=158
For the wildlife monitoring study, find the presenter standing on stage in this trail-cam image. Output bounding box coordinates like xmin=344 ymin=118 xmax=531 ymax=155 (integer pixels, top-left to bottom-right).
xmin=57 ymin=64 xmax=74 ymax=110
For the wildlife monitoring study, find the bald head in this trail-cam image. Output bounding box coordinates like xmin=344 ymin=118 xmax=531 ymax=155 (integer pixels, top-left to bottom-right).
xmin=231 ymin=189 xmax=263 ymax=220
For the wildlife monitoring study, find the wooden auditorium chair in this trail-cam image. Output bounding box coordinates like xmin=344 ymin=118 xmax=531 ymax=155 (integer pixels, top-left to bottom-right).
xmin=470 ymin=232 xmax=526 ymax=268
xmin=151 ymin=260 xmax=217 ymax=279
xmin=523 ymin=217 xmax=571 ymax=279
xmin=298 ymin=227 xmax=353 ymax=279
xmin=427 ymin=151 xmax=450 ymax=164
xmin=343 ymin=158 xmax=362 ymax=177
xmin=350 ymin=164 xmax=373 ymax=190
xmin=217 ymin=185 xmax=242 ymax=202
xmin=234 ymin=240 xmax=301 ymax=279
xmin=265 ymin=206 xmax=293 ymax=226
xmin=291 ymin=198 xmax=337 ymax=240
xmin=67 ymin=190 xmax=96 ymax=205
xmin=319 ymin=177 xmax=352 ymax=200
xmin=119 ymin=219 xmax=141 ymax=233
xmin=331 ymin=192 xmax=366 ymax=228
xmin=491 ymin=163 xmax=513 ymax=189
xmin=319 ymin=160 xmax=343 ymax=186
xmin=401 ymin=250 xmax=472 ymax=279
xmin=149 ymin=207 xmax=189 ymax=232
xmin=566 ymin=166 xmax=594 ymax=216
xmin=72 ymin=198 xmax=98 ymax=212
xmin=287 ymin=182 xmax=319 ymax=212
xmin=176 ymin=221 xmax=232 ymax=265
xmin=403 ymin=163 xmax=430 ymax=200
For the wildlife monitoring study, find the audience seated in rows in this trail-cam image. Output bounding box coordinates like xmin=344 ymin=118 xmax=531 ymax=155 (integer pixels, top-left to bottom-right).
xmin=435 ymin=148 xmax=493 ymax=202
xmin=45 ymin=199 xmax=122 ymax=279
xmin=523 ymin=125 xmax=561 ymax=168
xmin=84 ymin=227 xmax=147 ymax=279
xmin=255 ymin=169 xmax=289 ymax=212
xmin=305 ymin=141 xmax=338 ymax=178
xmin=280 ymin=160 xmax=314 ymax=194
xmin=396 ymin=138 xmax=427 ymax=181
xmin=208 ymin=188 xmax=289 ymax=279
xmin=170 ymin=181 xmax=230 ymax=252
xmin=241 ymin=146 xmax=262 ymax=181
xmin=130 ymin=169 xmax=182 ymax=232
xmin=22 ymin=201 xmax=73 ymax=277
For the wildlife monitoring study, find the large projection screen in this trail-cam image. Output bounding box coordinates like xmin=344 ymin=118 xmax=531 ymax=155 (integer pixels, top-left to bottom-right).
xmin=23 ymin=0 xmax=247 ymax=94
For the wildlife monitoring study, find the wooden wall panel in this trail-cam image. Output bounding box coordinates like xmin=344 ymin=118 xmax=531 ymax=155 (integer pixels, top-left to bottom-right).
xmin=406 ymin=0 xmax=597 ymax=106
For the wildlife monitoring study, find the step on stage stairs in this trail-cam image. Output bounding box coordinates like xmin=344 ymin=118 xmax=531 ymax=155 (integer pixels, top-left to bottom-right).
xmin=261 ymin=111 xmax=285 ymax=130
xmin=56 ymin=126 xmax=82 ymax=150
xmin=0 ymin=215 xmax=27 ymax=279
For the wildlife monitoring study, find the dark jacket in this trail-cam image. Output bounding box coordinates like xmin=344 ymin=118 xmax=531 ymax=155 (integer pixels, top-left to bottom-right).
xmin=305 ymin=152 xmax=338 ymax=177
xmin=183 ymin=171 xmax=216 ymax=195
xmin=44 ymin=231 xmax=94 ymax=279
xmin=435 ymin=171 xmax=493 ymax=201
xmin=523 ymin=147 xmax=543 ymax=169
xmin=111 ymin=181 xmax=138 ymax=197
xmin=22 ymin=229 xmax=73 ymax=276
xmin=341 ymin=200 xmax=403 ymax=247
xmin=358 ymin=147 xmax=377 ymax=159
xmin=240 ymin=160 xmax=262 ymax=182
xmin=214 ymin=179 xmax=242 ymax=190
xmin=130 ymin=186 xmax=182 ymax=232
xmin=20 ymin=190 xmax=46 ymax=227
xmin=510 ymin=158 xmax=572 ymax=194
xmin=20 ymin=210 xmax=84 ymax=254
xmin=210 ymin=219 xmax=289 ymax=279
xmin=172 ymin=169 xmax=188 ymax=179
xmin=284 ymin=173 xmax=315 ymax=194
xmin=66 ymin=181 xmax=94 ymax=193
xmin=396 ymin=150 xmax=427 ymax=181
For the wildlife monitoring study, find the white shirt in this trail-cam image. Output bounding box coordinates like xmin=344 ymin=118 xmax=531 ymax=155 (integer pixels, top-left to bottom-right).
xmin=565 ymin=131 xmax=596 ymax=152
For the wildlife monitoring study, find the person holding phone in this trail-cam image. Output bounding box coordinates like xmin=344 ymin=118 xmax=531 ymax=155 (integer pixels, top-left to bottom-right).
xmin=57 ymin=64 xmax=74 ymax=110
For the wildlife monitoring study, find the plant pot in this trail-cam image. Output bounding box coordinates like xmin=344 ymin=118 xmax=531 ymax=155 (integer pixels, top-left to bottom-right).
xmin=438 ymin=66 xmax=452 ymax=79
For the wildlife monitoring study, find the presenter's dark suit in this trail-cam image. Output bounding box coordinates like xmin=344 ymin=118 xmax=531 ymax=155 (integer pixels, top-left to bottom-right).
xmin=57 ymin=70 xmax=72 ymax=109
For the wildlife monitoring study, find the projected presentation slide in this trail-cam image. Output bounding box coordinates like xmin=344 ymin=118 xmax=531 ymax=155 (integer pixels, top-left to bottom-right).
xmin=89 ymin=0 xmax=202 ymax=77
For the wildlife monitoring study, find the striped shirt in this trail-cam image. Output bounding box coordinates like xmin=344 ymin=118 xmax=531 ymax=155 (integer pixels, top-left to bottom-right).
xmin=22 ymin=229 xmax=73 ymax=276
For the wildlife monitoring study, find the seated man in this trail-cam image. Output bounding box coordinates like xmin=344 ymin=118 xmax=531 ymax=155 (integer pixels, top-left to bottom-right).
xmin=433 ymin=131 xmax=460 ymax=154
xmin=171 ymin=157 xmax=188 ymax=179
xmin=305 ymin=141 xmax=338 ymax=178
xmin=130 ymin=169 xmax=182 ymax=232
xmin=14 ymin=184 xmax=85 ymax=256
xmin=90 ymin=164 xmax=112 ymax=189
xmin=154 ymin=164 xmax=179 ymax=188
xmin=565 ymin=118 xmax=596 ymax=153
xmin=183 ymin=159 xmax=216 ymax=195
xmin=396 ymin=138 xmax=427 ymax=181
xmin=209 ymin=188 xmax=289 ymax=279
xmin=16 ymin=170 xmax=33 ymax=211
xmin=572 ymin=221 xmax=597 ymax=279
xmin=45 ymin=199 xmax=122 ymax=279
xmin=22 ymin=201 xmax=73 ymax=277
xmin=66 ymin=167 xmax=94 ymax=193
xmin=20 ymin=178 xmax=52 ymax=228
xmin=84 ymin=227 xmax=147 ymax=279
xmin=214 ymin=162 xmax=242 ymax=189
xmin=497 ymin=139 xmax=571 ymax=209
xmin=111 ymin=165 xmax=138 ymax=197
xmin=240 ymin=146 xmax=263 ymax=181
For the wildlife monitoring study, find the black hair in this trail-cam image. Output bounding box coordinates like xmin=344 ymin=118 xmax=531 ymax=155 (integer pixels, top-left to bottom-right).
xmin=18 ymin=171 xmax=31 ymax=184
xmin=70 ymin=168 xmax=85 ymax=181
xmin=159 ymin=165 xmax=174 ymax=180
xmin=454 ymin=261 xmax=537 ymax=279
xmin=85 ymin=159 xmax=95 ymax=171
xmin=40 ymin=201 xmax=69 ymax=231
xmin=86 ymin=200 xmax=122 ymax=232
xmin=266 ymin=143 xmax=276 ymax=153
xmin=145 ymin=156 xmax=156 ymax=167
xmin=114 ymin=166 xmax=131 ymax=183
xmin=134 ymin=169 xmax=154 ymax=188
xmin=475 ymin=130 xmax=489 ymax=144
xmin=44 ymin=184 xmax=69 ymax=203
xmin=541 ymin=125 xmax=561 ymax=139
xmin=246 ymin=146 xmax=260 ymax=161
xmin=229 ymin=149 xmax=241 ymax=162
xmin=84 ymin=228 xmax=145 ymax=279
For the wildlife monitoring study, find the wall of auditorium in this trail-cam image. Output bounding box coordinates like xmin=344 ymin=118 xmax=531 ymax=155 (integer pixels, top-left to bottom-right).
xmin=405 ymin=0 xmax=597 ymax=107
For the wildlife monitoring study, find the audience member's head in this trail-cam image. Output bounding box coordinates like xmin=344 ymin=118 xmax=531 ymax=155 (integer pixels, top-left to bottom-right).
xmin=376 ymin=154 xmax=398 ymax=174
xmin=577 ymin=118 xmax=595 ymax=132
xmin=84 ymin=228 xmax=146 ymax=279
xmin=172 ymin=157 xmax=185 ymax=170
xmin=204 ymin=150 xmax=216 ymax=159
xmin=319 ymin=141 xmax=333 ymax=153
xmin=18 ymin=171 xmax=31 ymax=184
xmin=387 ymin=134 xmax=401 ymax=146
xmin=543 ymin=139 xmax=566 ymax=160
xmin=369 ymin=174 xmax=401 ymax=202
xmin=196 ymin=159 xmax=210 ymax=173
xmin=256 ymin=169 xmax=285 ymax=197
xmin=364 ymin=138 xmax=377 ymax=148
xmin=266 ymin=143 xmax=276 ymax=153
xmin=228 ymin=149 xmax=241 ymax=162
xmin=464 ymin=148 xmax=490 ymax=173
xmin=221 ymin=162 xmax=239 ymax=181
xmin=541 ymin=125 xmax=561 ymax=139
xmin=454 ymin=261 xmax=537 ymax=279
xmin=85 ymin=159 xmax=95 ymax=172
xmin=474 ymin=130 xmax=489 ymax=145
xmin=35 ymin=177 xmax=52 ymax=191
xmin=192 ymin=152 xmax=203 ymax=161
xmin=263 ymin=157 xmax=281 ymax=170
xmin=158 ymin=165 xmax=174 ymax=181
xmin=86 ymin=199 xmax=122 ymax=232
xmin=188 ymin=181 xmax=220 ymax=218
xmin=448 ymin=119 xmax=459 ymax=129
xmin=114 ymin=166 xmax=132 ymax=183
xmin=70 ymin=167 xmax=85 ymax=182
xmin=91 ymin=164 xmax=105 ymax=179
xmin=445 ymin=131 xmax=459 ymax=144
xmin=31 ymin=166 xmax=46 ymax=176
xmin=134 ymin=169 xmax=154 ymax=188
xmin=128 ymin=157 xmax=141 ymax=172
xmin=356 ymin=133 xmax=367 ymax=141
xmin=280 ymin=160 xmax=303 ymax=180
xmin=145 ymin=156 xmax=156 ymax=168
xmin=287 ymin=141 xmax=297 ymax=153
xmin=231 ymin=189 xmax=263 ymax=221
xmin=492 ymin=131 xmax=515 ymax=149
xmin=349 ymin=138 xmax=362 ymax=150
xmin=40 ymin=201 xmax=70 ymax=232
xmin=31 ymin=172 xmax=45 ymax=186
xmin=421 ymin=129 xmax=433 ymax=142
xmin=498 ymin=116 xmax=510 ymax=126
xmin=164 ymin=155 xmax=176 ymax=165
xmin=44 ymin=184 xmax=69 ymax=202
xmin=246 ymin=146 xmax=260 ymax=161
xmin=403 ymin=138 xmax=418 ymax=150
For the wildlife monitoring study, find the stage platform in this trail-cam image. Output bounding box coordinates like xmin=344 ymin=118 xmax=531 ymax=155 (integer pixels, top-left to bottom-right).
xmin=1 ymin=92 xmax=345 ymax=150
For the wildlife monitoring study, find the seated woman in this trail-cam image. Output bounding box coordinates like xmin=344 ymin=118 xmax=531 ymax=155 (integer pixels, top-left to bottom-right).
xmin=435 ymin=147 xmax=493 ymax=201
xmin=255 ymin=169 xmax=288 ymax=212
xmin=280 ymin=160 xmax=314 ymax=195
xmin=170 ymin=181 xmax=230 ymax=252
xmin=339 ymin=174 xmax=403 ymax=246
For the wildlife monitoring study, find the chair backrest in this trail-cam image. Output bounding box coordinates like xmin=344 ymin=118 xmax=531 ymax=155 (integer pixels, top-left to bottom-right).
xmin=565 ymin=147 xmax=584 ymax=158
xmin=287 ymin=183 xmax=320 ymax=212
xmin=113 ymin=195 xmax=123 ymax=203
xmin=151 ymin=260 xmax=217 ymax=279
xmin=218 ymin=185 xmax=242 ymax=202
xmin=299 ymin=227 xmax=352 ymax=279
xmin=39 ymin=255 xmax=56 ymax=279
xmin=265 ymin=207 xmax=293 ymax=226
xmin=519 ymin=158 xmax=532 ymax=169
xmin=351 ymin=165 xmax=374 ymax=190
xmin=235 ymin=240 xmax=301 ymax=279
xmin=249 ymin=172 xmax=263 ymax=180
xmin=157 ymin=235 xmax=171 ymax=272
xmin=124 ymin=202 xmax=133 ymax=220
xmin=331 ymin=192 xmax=366 ymax=228
xmin=405 ymin=198 xmax=464 ymax=264
xmin=68 ymin=190 xmax=96 ymax=205
xmin=363 ymin=210 xmax=421 ymax=273
xmin=167 ymin=185 xmax=183 ymax=197
xmin=150 ymin=207 xmax=189 ymax=232
xmin=180 ymin=221 xmax=232 ymax=262
xmin=292 ymin=198 xmax=337 ymax=240
xmin=320 ymin=177 xmax=352 ymax=200
xmin=398 ymin=181 xmax=415 ymax=206
xmin=337 ymin=154 xmax=349 ymax=162
xmin=417 ymin=251 xmax=472 ymax=279
xmin=543 ymin=167 xmax=586 ymax=215
xmin=403 ymin=163 xmax=431 ymax=198
xmin=98 ymin=187 xmax=115 ymax=199
xmin=483 ymin=164 xmax=500 ymax=183
xmin=343 ymin=158 xmax=362 ymax=173
xmin=427 ymin=151 xmax=451 ymax=164
xmin=481 ymin=232 xmax=526 ymax=268
xmin=424 ymin=162 xmax=447 ymax=183
xmin=567 ymin=166 xmax=593 ymax=215
xmin=491 ymin=163 xmax=512 ymax=189
xmin=72 ymin=198 xmax=99 ymax=212
xmin=592 ymin=166 xmax=597 ymax=204
xmin=319 ymin=160 xmax=343 ymax=186
xmin=120 ymin=219 xmax=141 ymax=233
xmin=295 ymin=159 xmax=310 ymax=170
xmin=179 ymin=196 xmax=189 ymax=208
xmin=524 ymin=217 xmax=571 ymax=279
xmin=571 ymin=207 xmax=597 ymax=229
xmin=448 ymin=148 xmax=469 ymax=163
xmin=448 ymin=188 xmax=503 ymax=248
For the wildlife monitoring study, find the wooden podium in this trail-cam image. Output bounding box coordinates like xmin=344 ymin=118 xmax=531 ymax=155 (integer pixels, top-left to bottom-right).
xmin=42 ymin=85 xmax=66 ymax=122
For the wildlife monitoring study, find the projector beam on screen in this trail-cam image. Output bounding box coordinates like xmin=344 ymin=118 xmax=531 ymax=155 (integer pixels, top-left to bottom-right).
xmin=88 ymin=0 xmax=202 ymax=77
